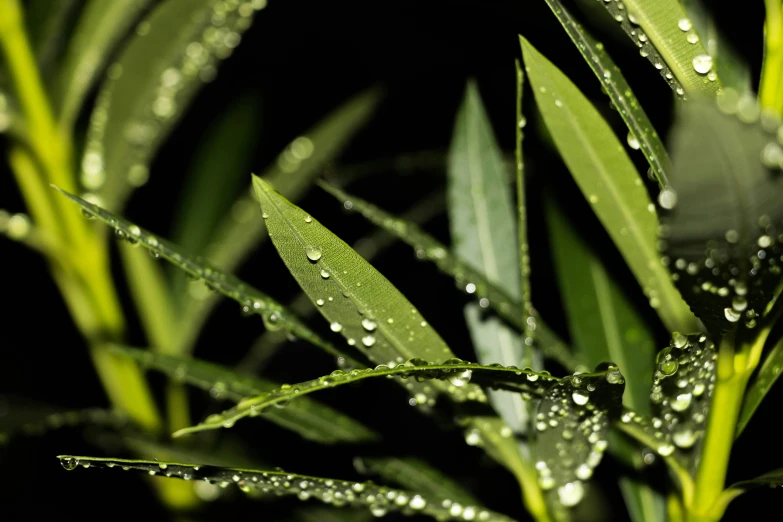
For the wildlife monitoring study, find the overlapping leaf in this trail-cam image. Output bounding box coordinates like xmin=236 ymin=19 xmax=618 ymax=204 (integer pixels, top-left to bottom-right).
xmin=57 ymin=456 xmax=516 ymax=522
xmin=520 ymin=35 xmax=697 ymax=334
xmin=112 ymin=345 xmax=377 ymax=444
xmin=659 ymin=97 xmax=783 ymax=335
xmin=736 ymin=335 xmax=783 ymax=437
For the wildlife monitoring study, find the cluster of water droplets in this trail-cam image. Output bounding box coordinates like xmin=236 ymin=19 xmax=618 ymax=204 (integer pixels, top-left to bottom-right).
xmin=58 ymin=458 xmax=513 ymax=521
xmin=595 ymin=0 xmax=690 ymax=98
xmin=532 ymin=364 xmax=624 ymax=508
xmin=80 ymin=0 xmax=268 ymax=195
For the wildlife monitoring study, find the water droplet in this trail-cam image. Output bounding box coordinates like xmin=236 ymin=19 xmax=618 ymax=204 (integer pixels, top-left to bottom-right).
xmin=557 ymin=481 xmax=584 ymax=507
xmin=724 ymin=307 xmax=741 ymax=322
xmin=320 ymin=269 xmax=330 ymax=279
xmin=658 ymin=186 xmax=678 ymax=209
xmin=362 ymin=335 xmax=376 ymax=347
xmin=627 ymin=132 xmax=640 ymax=150
xmin=448 ymin=369 xmax=472 ymax=387
xmin=316 ymin=299 xmax=325 ymax=306
xmin=692 ymin=54 xmax=713 ymax=75
xmin=687 ymin=32 xmax=700 ymax=44
xmin=361 ymin=318 xmax=377 ymax=331
xmin=677 ymin=18 xmax=692 ymax=31
xmin=330 ymin=321 xmax=343 ymax=333
xmin=657 ymin=443 xmax=675 ymax=456
xmin=671 ymin=392 xmax=693 ymax=412
xmin=305 ymin=246 xmax=322 ymax=261
xmin=673 ymin=427 xmax=697 ymax=448
xmin=60 ymin=458 xmax=79 ymax=471
xmin=304 ymin=215 xmax=312 ymax=223
xmin=572 ymin=391 xmax=589 ymax=405
xmin=409 ymin=495 xmax=427 ymax=510
xmin=588 ymin=194 xmax=599 ymax=204
xmin=575 ymin=464 xmax=593 ymax=480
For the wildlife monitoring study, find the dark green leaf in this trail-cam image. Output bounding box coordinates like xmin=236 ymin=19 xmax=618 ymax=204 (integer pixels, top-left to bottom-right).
xmin=0 ymin=408 xmax=126 ymax=445
xmin=83 ymin=0 xmax=265 ymax=209
xmin=22 ymin=0 xmax=82 ymax=81
xmin=53 ymin=186 xmax=353 ymax=364
xmin=533 ymin=368 xmax=625 ymax=508
xmin=112 ymin=345 xmax=378 ymax=444
xmin=659 ymin=97 xmax=783 ymax=336
xmin=520 ymin=35 xmax=697 ymax=335
xmin=542 ymin=0 xmax=671 ymax=188
xmin=736 ymin=335 xmax=783 ymax=437
xmin=57 ymin=456 xmax=517 ymax=522
xmin=593 ymin=0 xmax=721 ymax=97
xmin=174 ymin=360 xmax=569 ymax=437
xmin=726 ymin=468 xmax=783 ymax=490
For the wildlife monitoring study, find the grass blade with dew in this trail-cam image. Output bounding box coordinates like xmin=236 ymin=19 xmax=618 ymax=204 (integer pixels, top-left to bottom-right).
xmin=81 ymin=0 xmax=267 ymax=210
xmin=658 ymin=96 xmax=783 ymax=337
xmin=357 ymin=457 xmax=480 ymax=507
xmin=53 ymin=0 xmax=155 ymax=128
xmin=317 ymin=181 xmax=581 ymax=372
xmin=52 ymin=185 xmax=357 ymax=366
xmin=253 ymin=176 xmax=484 ymax=405
xmin=543 ymin=0 xmax=671 ymax=189
xmin=718 ymin=468 xmax=783 ymax=511
xmin=546 ymin=194 xmax=663 ymax=520
xmin=520 ymin=35 xmax=697 ymax=334
xmin=0 ymin=408 xmax=127 ymax=445
xmin=447 ymin=80 xmax=537 ymax=435
xmin=174 ymin=360 xmax=614 ymax=437
xmin=593 ymin=0 xmax=722 ymax=97
xmin=176 ymin=88 xmax=382 ymax=355
xmin=736 ymin=335 xmax=783 ymax=437
xmin=57 ymin=456 xmax=517 ymax=522
xmin=112 ymin=345 xmax=378 ymax=444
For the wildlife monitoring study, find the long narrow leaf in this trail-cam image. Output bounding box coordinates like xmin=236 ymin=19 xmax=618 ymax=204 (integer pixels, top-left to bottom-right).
xmin=113 ymin=345 xmax=377 ymax=444
xmin=520 ymin=35 xmax=697 ymax=334
xmin=736 ymin=336 xmax=783 ymax=437
xmin=174 ymin=361 xmax=618 ymax=437
xmin=317 ymin=182 xmax=581 ymax=371
xmin=53 ymin=0 xmax=154 ymax=128
xmin=83 ymin=0 xmax=266 ymax=208
xmin=53 ymin=186 xmax=355 ymax=365
xmin=594 ymin=0 xmax=722 ymax=96
xmin=543 ymin=0 xmax=671 ymax=188
xmin=57 ymin=456 xmax=516 ymax=522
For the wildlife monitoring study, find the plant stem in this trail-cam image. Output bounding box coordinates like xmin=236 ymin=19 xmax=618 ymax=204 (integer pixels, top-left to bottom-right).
xmin=760 ymin=0 xmax=783 ymax=115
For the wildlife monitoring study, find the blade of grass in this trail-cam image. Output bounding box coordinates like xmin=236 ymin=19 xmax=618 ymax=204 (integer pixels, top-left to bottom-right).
xmin=760 ymin=0 xmax=783 ymax=115
xmin=58 ymin=456 xmax=517 ymax=522
xmin=113 ymin=345 xmax=378 ymax=444
xmin=520 ymin=35 xmax=697 ymax=334
xmin=542 ymin=0 xmax=671 ymax=188
xmin=736 ymin=335 xmax=783 ymax=437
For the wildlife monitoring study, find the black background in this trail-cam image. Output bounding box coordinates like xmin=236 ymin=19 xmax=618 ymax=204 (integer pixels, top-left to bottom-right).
xmin=1 ymin=0 xmax=779 ymax=520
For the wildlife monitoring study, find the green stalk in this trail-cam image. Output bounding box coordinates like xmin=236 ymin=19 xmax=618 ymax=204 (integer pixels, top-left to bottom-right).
xmin=760 ymin=0 xmax=783 ymax=115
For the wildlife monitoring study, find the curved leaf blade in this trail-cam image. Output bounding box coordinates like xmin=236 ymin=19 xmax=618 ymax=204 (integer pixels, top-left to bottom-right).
xmin=520 ymin=35 xmax=696 ymax=334
xmin=659 ymin=97 xmax=783 ymax=336
xmin=83 ymin=0 xmax=266 ymax=208
xmin=54 ymin=0 xmax=154 ymax=128
xmin=596 ymin=0 xmax=722 ymax=96
xmin=57 ymin=456 xmax=516 ymax=522
xmin=736 ymin=336 xmax=783 ymax=437
xmin=112 ymin=345 xmax=378 ymax=444
xmin=542 ymin=0 xmax=671 ymax=188
xmin=174 ymin=361 xmax=574 ymax=437
xmin=317 ymin=182 xmax=581 ymax=371
xmin=52 ymin=186 xmax=353 ymax=364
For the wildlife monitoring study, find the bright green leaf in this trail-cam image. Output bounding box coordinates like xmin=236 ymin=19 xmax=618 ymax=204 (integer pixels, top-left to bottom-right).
xmin=542 ymin=0 xmax=671 ymax=188
xmin=736 ymin=335 xmax=783 ymax=437
xmin=520 ymin=35 xmax=697 ymax=334
xmin=594 ymin=0 xmax=722 ymax=96
xmin=57 ymin=456 xmax=516 ymax=522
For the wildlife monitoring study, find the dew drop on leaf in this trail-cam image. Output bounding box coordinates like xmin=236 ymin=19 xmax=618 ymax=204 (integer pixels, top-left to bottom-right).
xmin=692 ymin=54 xmax=713 ymax=75
xmin=330 ymin=321 xmax=343 ymax=333
xmin=557 ymin=481 xmax=585 ymax=507
xmin=305 ymin=245 xmax=322 ymax=261
xmin=626 ymin=132 xmax=640 ymax=150
xmin=60 ymin=457 xmax=79 ymax=471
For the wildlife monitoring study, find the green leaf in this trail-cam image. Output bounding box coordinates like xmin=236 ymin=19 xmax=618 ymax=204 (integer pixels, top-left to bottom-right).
xmin=515 ymin=60 xmax=534 ymax=343
xmin=317 ymin=182 xmax=581 ymax=372
xmin=177 ymin=88 xmax=382 ymax=354
xmin=546 ymin=194 xmax=661 ymax=520
xmin=83 ymin=0 xmax=266 ymax=209
xmin=22 ymin=0 xmax=82 ymax=81
xmin=0 ymin=408 xmax=127 ymax=445
xmin=112 ymin=345 xmax=378 ymax=444
xmin=533 ymin=368 xmax=625 ymax=508
xmin=252 ymin=177 xmax=458 ymax=379
xmin=542 ymin=0 xmax=671 ymax=189
xmin=736 ymin=335 xmax=783 ymax=437
xmin=174 ymin=360 xmax=570 ymax=437
xmin=53 ymin=0 xmax=154 ymax=128
xmin=53 ymin=186 xmax=354 ymax=364
xmin=659 ymin=97 xmax=783 ymax=336
xmin=546 ymin=195 xmax=656 ymax=416
xmin=358 ymin=457 xmax=480 ymax=507
xmin=726 ymin=468 xmax=783 ymax=490
xmin=594 ymin=0 xmax=722 ymax=97
xmin=649 ymin=333 xmax=716 ymax=473
xmin=680 ymin=0 xmax=752 ymax=93
xmin=447 ymin=80 xmax=533 ymax=435
xmin=519 ymin=35 xmax=697 ymax=335
xmin=57 ymin=456 xmax=516 ymax=522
